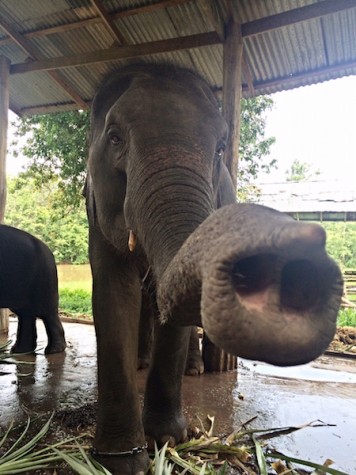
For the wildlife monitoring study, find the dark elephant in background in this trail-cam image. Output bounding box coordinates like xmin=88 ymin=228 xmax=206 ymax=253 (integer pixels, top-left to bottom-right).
xmin=0 ymin=224 xmax=66 ymax=354
xmin=86 ymin=63 xmax=343 ymax=474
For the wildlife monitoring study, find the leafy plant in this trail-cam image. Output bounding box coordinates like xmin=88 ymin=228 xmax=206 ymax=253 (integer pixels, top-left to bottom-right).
xmin=337 ymin=308 xmax=356 ymax=327
xmin=59 ymin=288 xmax=92 ymax=315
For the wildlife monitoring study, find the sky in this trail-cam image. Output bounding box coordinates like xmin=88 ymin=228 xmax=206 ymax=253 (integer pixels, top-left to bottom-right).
xmin=258 ymin=74 xmax=356 ymax=187
xmin=6 ymin=74 xmax=356 ymax=187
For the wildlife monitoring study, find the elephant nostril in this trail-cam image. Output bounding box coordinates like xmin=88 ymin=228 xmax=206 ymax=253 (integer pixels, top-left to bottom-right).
xmin=280 ymin=260 xmax=320 ymax=311
xmin=231 ymin=254 xmax=277 ymax=297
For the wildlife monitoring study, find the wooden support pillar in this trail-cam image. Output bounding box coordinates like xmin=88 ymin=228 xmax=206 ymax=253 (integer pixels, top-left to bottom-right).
xmin=222 ymin=20 xmax=243 ymax=188
xmin=201 ymin=21 xmax=243 ymax=373
xmin=0 ymin=55 xmax=10 ymax=334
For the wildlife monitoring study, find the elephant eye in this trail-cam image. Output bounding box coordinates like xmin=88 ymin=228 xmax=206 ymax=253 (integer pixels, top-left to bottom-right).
xmin=215 ymin=145 xmax=225 ymax=160
xmin=109 ymin=133 xmax=122 ymax=146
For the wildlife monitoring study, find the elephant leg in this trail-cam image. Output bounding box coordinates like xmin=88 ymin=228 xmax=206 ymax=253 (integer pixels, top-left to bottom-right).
xmin=185 ymin=326 xmax=204 ymax=376
xmin=143 ymin=322 xmax=190 ymax=446
xmin=42 ymin=311 xmax=66 ymax=354
xmin=137 ymin=289 xmax=154 ymax=370
xmin=90 ymin=231 xmax=149 ymax=475
xmin=11 ymin=311 xmax=37 ymax=353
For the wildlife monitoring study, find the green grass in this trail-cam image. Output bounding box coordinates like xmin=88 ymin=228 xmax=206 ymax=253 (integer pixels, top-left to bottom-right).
xmin=59 ymin=288 xmax=92 ymax=315
xmin=337 ymin=307 xmax=356 ymax=327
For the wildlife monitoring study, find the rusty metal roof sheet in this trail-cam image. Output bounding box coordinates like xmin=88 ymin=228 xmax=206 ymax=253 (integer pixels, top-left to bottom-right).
xmin=1 ymin=0 xmax=356 ymax=115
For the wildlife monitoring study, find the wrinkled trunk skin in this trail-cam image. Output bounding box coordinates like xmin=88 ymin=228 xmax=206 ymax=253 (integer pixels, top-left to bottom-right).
xmin=158 ymin=203 xmax=343 ymax=366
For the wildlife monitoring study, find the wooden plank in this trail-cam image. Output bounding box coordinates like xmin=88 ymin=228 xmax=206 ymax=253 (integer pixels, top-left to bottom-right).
xmin=0 ymin=0 xmax=192 ymax=46
xmin=0 ymin=17 xmax=87 ymax=109
xmin=90 ymin=0 xmax=127 ymax=44
xmin=10 ymin=32 xmax=222 ymax=74
xmin=0 ymin=55 xmax=10 ymax=334
xmin=222 ymin=20 xmax=243 ymax=189
xmin=242 ymin=0 xmax=356 ymax=37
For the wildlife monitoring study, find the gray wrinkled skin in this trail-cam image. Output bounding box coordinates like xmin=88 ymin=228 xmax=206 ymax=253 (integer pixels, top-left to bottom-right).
xmin=0 ymin=224 xmax=66 ymax=355
xmin=86 ymin=63 xmax=342 ymax=475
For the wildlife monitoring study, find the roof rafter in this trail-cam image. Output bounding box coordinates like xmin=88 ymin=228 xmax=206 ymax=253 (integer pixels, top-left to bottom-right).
xmin=10 ymin=32 xmax=222 ymax=75
xmin=241 ymin=0 xmax=356 ymax=37
xmin=0 ymin=17 xmax=88 ymax=109
xmin=90 ymin=0 xmax=127 ymax=44
xmin=0 ymin=0 xmax=192 ymax=47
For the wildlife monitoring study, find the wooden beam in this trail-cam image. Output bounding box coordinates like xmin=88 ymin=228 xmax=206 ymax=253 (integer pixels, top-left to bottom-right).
xmin=222 ymin=21 xmax=243 ymax=189
xmin=90 ymin=0 xmax=127 ymax=44
xmin=249 ymin=59 xmax=356 ymax=93
xmin=10 ymin=32 xmax=222 ymax=74
xmin=0 ymin=55 xmax=10 ymax=334
xmin=0 ymin=56 xmax=9 ymax=222
xmin=0 ymin=0 xmax=192 ymax=47
xmin=0 ymin=17 xmax=88 ymax=109
xmin=242 ymin=0 xmax=356 ymax=37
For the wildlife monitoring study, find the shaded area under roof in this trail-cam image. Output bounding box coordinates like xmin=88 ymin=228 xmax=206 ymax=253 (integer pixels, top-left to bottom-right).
xmin=1 ymin=0 xmax=356 ymax=116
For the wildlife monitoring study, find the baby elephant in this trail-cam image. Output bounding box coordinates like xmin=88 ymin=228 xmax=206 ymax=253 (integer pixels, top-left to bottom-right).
xmin=0 ymin=224 xmax=66 ymax=354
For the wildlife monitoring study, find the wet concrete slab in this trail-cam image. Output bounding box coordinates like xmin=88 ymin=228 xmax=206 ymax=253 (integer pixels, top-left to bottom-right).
xmin=1 ymin=318 xmax=355 ymax=474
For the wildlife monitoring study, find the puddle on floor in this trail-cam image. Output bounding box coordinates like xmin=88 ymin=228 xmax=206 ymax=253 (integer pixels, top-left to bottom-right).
xmin=1 ymin=318 xmax=355 ymax=474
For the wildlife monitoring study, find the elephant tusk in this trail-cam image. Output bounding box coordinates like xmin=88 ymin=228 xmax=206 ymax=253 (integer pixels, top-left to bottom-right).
xmin=128 ymin=230 xmax=137 ymax=252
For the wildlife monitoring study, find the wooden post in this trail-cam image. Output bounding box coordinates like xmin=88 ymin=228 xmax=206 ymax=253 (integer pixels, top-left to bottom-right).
xmin=0 ymin=55 xmax=10 ymax=334
xmin=202 ymin=20 xmax=243 ymax=372
xmin=222 ymin=20 xmax=243 ymax=188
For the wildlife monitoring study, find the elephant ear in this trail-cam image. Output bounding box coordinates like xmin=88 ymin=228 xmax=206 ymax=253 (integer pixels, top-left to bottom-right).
xmin=214 ymin=160 xmax=236 ymax=209
xmin=84 ymin=173 xmax=97 ymax=225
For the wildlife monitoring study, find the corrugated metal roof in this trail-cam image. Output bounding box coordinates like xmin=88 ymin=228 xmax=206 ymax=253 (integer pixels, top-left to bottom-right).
xmin=0 ymin=0 xmax=355 ymax=115
xmin=254 ymin=180 xmax=356 ymax=214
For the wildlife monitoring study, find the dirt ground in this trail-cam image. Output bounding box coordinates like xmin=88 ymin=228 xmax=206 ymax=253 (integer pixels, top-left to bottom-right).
xmin=328 ymin=326 xmax=356 ymax=354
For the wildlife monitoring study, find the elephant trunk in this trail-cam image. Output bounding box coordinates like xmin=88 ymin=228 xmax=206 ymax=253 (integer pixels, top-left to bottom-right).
xmin=129 ymin=148 xmax=214 ymax=278
xmin=157 ymin=203 xmax=343 ymax=366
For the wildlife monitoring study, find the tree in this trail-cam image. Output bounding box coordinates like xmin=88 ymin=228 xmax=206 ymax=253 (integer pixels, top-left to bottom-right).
xmin=10 ymin=110 xmax=89 ymax=207
xmin=10 ymin=96 xmax=277 ymax=205
xmin=285 ymin=158 xmax=320 ymax=182
xmin=5 ymin=176 xmax=88 ymax=264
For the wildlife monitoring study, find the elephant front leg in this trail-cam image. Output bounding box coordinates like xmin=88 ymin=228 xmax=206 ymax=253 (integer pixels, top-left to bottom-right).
xmin=90 ymin=242 xmax=149 ymax=474
xmin=143 ymin=323 xmax=191 ymax=447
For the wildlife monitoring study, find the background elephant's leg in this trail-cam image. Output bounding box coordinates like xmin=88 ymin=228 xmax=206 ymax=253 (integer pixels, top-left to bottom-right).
xmin=185 ymin=326 xmax=204 ymax=376
xmin=90 ymin=231 xmax=149 ymax=473
xmin=143 ymin=323 xmax=190 ymax=446
xmin=11 ymin=311 xmax=37 ymax=353
xmin=41 ymin=310 xmax=66 ymax=354
xmin=137 ymin=289 xmax=154 ymax=369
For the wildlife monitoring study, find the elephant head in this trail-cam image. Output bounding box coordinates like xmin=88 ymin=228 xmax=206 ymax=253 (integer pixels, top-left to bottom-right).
xmin=86 ymin=63 xmax=342 ymax=475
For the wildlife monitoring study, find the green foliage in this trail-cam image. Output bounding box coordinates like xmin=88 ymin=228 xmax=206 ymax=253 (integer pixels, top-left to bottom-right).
xmin=59 ymin=288 xmax=92 ymax=315
xmin=5 ymin=177 xmax=88 ymax=264
xmin=237 ymin=96 xmax=277 ymax=200
xmin=337 ymin=308 xmax=356 ymax=327
xmin=285 ymin=158 xmax=320 ymax=182
xmin=10 ymin=110 xmax=89 ymax=207
xmin=322 ymin=222 xmax=356 ymax=269
xmin=10 ymin=97 xmax=277 ymax=206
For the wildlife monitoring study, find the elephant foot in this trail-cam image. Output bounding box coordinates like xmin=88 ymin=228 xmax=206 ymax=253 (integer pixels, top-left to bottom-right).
xmin=185 ymin=352 xmax=204 ymax=376
xmin=44 ymin=339 xmax=67 ymax=354
xmin=91 ymin=449 xmax=150 ymax=475
xmin=143 ymin=409 xmax=187 ymax=449
xmin=11 ymin=342 xmax=36 ymax=354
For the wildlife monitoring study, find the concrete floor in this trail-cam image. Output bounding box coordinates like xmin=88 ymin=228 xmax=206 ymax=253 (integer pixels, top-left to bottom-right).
xmin=0 ymin=317 xmax=355 ymax=474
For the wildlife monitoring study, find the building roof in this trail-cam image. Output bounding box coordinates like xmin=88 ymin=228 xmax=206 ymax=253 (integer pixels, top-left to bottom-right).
xmin=1 ymin=0 xmax=356 ymax=116
xmin=254 ymin=180 xmax=356 ymax=221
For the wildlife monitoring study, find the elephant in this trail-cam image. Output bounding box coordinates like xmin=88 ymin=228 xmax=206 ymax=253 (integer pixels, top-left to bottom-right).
xmin=0 ymin=224 xmax=66 ymax=354
xmin=86 ymin=63 xmax=343 ymax=474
